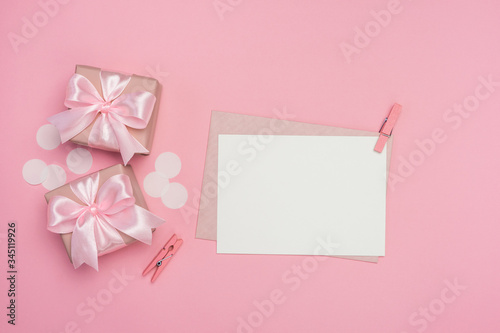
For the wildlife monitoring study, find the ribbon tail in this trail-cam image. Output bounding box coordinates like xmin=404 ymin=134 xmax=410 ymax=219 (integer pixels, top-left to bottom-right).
xmin=106 ymin=205 xmax=165 ymax=245
xmin=48 ymin=106 xmax=99 ymax=143
xmin=110 ymin=118 xmax=149 ymax=165
xmin=88 ymin=114 xmax=120 ymax=151
xmin=93 ymin=215 xmax=126 ymax=253
xmin=71 ymin=212 xmax=99 ymax=271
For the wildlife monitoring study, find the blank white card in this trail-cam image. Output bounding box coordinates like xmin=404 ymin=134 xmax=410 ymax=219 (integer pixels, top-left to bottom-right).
xmin=217 ymin=135 xmax=387 ymax=256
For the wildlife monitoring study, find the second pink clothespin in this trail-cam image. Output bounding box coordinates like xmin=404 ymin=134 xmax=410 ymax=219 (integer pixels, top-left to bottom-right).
xmin=143 ymin=234 xmax=183 ymax=282
xmin=374 ymin=103 xmax=402 ymax=153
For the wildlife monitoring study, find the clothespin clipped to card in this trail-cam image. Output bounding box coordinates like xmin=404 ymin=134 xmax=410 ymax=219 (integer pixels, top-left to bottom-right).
xmin=143 ymin=234 xmax=183 ymax=282
xmin=374 ymin=103 xmax=402 ymax=153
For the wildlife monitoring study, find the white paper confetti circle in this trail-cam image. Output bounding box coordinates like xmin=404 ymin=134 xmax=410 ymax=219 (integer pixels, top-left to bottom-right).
xmin=143 ymin=151 xmax=187 ymax=209
xmin=155 ymin=152 xmax=182 ymax=179
xmin=22 ymin=159 xmax=48 ymax=185
xmin=161 ymin=182 xmax=188 ymax=209
xmin=66 ymin=148 xmax=93 ymax=174
xmin=143 ymin=172 xmax=170 ymax=198
xmin=36 ymin=124 xmax=61 ymax=150
xmin=42 ymin=165 xmax=67 ymax=190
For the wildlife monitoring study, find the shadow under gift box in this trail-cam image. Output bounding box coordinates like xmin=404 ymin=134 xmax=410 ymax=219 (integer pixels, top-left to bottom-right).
xmin=69 ymin=65 xmax=162 ymax=155
xmin=44 ymin=164 xmax=155 ymax=264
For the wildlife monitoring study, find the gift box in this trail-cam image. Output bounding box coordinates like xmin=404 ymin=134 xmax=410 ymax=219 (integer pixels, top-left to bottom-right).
xmin=45 ymin=164 xmax=165 ymax=270
xmin=48 ymin=65 xmax=162 ymax=165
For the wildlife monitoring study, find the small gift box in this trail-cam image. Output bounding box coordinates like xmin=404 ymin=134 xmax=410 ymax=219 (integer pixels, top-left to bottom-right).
xmin=48 ymin=65 xmax=161 ymax=165
xmin=44 ymin=164 xmax=165 ymax=270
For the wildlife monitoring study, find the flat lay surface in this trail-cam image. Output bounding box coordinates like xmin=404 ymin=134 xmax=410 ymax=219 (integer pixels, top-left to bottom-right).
xmin=1 ymin=1 xmax=500 ymax=332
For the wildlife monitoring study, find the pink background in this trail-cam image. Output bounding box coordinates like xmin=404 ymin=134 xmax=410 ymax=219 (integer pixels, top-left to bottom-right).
xmin=1 ymin=1 xmax=500 ymax=332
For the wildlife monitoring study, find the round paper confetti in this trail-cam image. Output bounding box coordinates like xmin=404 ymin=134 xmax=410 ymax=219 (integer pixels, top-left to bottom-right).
xmin=36 ymin=124 xmax=61 ymax=150
xmin=143 ymin=172 xmax=170 ymax=198
xmin=155 ymin=152 xmax=181 ymax=179
xmin=161 ymin=182 xmax=188 ymax=209
xmin=22 ymin=159 xmax=48 ymax=185
xmin=42 ymin=165 xmax=67 ymax=190
xmin=66 ymin=148 xmax=93 ymax=174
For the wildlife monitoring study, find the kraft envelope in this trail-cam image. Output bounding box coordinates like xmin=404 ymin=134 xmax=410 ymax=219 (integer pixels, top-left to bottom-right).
xmin=196 ymin=111 xmax=394 ymax=263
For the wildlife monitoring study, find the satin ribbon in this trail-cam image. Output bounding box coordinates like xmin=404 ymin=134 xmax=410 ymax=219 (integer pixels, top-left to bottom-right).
xmin=47 ymin=173 xmax=165 ymax=270
xmin=48 ymin=70 xmax=156 ymax=165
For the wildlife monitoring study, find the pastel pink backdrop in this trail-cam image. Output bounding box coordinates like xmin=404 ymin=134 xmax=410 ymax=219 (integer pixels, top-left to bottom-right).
xmin=1 ymin=1 xmax=499 ymax=332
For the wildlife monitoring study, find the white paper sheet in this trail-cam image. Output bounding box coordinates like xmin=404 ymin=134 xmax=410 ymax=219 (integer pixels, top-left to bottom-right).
xmin=217 ymin=135 xmax=387 ymax=256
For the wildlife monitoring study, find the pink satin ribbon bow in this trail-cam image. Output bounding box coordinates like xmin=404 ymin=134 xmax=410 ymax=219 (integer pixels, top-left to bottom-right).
xmin=48 ymin=71 xmax=156 ymax=165
xmin=47 ymin=173 xmax=165 ymax=270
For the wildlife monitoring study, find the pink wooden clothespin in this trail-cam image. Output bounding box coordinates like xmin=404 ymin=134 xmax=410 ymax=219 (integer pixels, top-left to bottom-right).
xmin=374 ymin=103 xmax=402 ymax=153
xmin=143 ymin=234 xmax=183 ymax=282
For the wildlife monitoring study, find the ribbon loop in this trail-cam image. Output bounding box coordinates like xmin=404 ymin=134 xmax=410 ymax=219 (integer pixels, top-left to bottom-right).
xmin=47 ymin=173 xmax=165 ymax=270
xmin=48 ymin=70 xmax=156 ymax=164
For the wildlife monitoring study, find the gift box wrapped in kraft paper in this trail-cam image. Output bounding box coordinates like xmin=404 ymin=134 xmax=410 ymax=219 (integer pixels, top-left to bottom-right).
xmin=48 ymin=65 xmax=162 ymax=165
xmin=44 ymin=164 xmax=165 ymax=270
